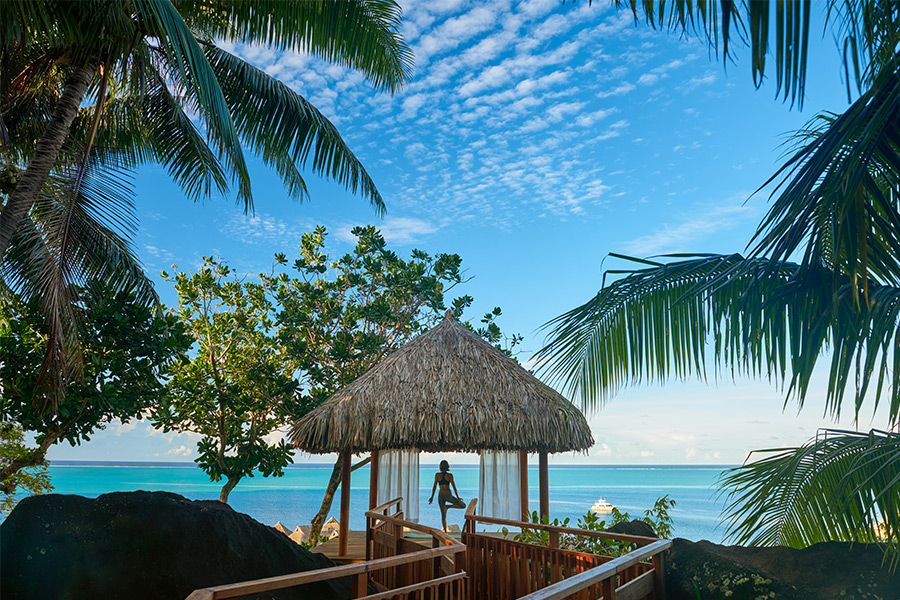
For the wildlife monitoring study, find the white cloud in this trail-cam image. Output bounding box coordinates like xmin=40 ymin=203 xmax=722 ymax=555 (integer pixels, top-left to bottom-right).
xmin=620 ymin=201 xmax=756 ymax=255
xmin=222 ymin=213 xmax=312 ymax=249
xmin=680 ymin=70 xmax=718 ymax=93
xmin=113 ymin=420 xmax=138 ymax=436
xmin=415 ymin=6 xmax=498 ymax=64
xmin=640 ymin=450 xmax=656 ymax=457
xmin=166 ymin=445 xmax=194 ymax=457
xmin=598 ymin=82 xmax=636 ymax=98
xmin=594 ymin=442 xmax=612 ymax=457
xmin=685 ymin=447 xmax=698 ymax=459
xmin=335 ymin=217 xmax=439 ymax=246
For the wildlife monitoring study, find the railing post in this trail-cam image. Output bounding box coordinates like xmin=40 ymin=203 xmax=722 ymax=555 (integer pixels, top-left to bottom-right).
xmin=352 ymin=573 xmax=367 ymax=598
xmin=653 ymin=552 xmax=667 ymax=599
xmin=601 ymin=576 xmax=616 ymax=600
xmin=367 ymin=449 xmax=379 ymax=561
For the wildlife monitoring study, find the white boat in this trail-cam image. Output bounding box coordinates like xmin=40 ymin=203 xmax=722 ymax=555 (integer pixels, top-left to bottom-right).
xmin=590 ymin=498 xmax=616 ymax=514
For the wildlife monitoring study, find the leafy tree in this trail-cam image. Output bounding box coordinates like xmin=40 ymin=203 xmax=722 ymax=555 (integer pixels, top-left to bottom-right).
xmin=265 ymin=225 xmax=521 ymax=541
xmin=155 ymin=259 xmax=301 ymax=503
xmin=0 ymin=281 xmax=189 ymax=501
xmin=155 ymin=226 xmax=520 ymax=516
xmin=0 ymin=0 xmax=412 ymax=405
xmin=1 ymin=422 xmax=52 ymax=516
xmin=540 ymin=1 xmax=900 ymax=554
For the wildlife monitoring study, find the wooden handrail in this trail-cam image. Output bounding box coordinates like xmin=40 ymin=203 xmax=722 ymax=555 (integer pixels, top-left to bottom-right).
xmin=359 ymin=572 xmax=467 ymax=600
xmin=512 ymin=539 xmax=672 ymax=600
xmin=466 ymin=512 xmax=659 ymax=546
xmin=465 ymin=498 xmax=477 ymax=518
xmin=370 ymin=497 xmax=403 ymax=514
xmin=186 ymin=543 xmax=465 ymax=600
xmin=365 ymin=509 xmax=460 ymax=547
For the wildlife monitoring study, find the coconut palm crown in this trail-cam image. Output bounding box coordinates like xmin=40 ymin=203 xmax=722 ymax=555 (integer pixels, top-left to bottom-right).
xmin=0 ymin=0 xmax=412 ymax=402
xmin=539 ymin=0 xmax=900 ymax=556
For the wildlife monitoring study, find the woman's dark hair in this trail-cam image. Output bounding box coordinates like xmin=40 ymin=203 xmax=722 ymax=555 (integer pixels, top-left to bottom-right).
xmin=439 ymin=460 xmax=450 ymax=472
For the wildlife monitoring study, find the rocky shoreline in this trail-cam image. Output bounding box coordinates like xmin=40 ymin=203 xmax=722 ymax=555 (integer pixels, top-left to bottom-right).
xmin=2 ymin=492 xmax=897 ymax=600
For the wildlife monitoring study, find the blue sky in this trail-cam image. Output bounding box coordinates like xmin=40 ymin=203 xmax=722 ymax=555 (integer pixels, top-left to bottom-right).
xmin=49 ymin=0 xmax=892 ymax=465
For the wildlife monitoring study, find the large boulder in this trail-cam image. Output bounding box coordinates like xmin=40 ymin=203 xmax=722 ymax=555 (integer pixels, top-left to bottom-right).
xmin=606 ymin=519 xmax=657 ymax=538
xmin=1 ymin=491 xmax=353 ymax=600
xmin=665 ymin=538 xmax=900 ymax=600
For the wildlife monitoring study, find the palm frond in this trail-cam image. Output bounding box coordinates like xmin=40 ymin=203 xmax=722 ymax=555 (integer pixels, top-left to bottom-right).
xmin=720 ymin=428 xmax=900 ymax=564
xmin=537 ymin=254 xmax=900 ymax=425
xmin=1 ymin=160 xmax=155 ymax=409
xmin=182 ymin=0 xmax=413 ymax=92
xmin=133 ymin=0 xmax=252 ymax=210
xmin=203 ymin=44 xmax=385 ymax=214
xmin=614 ymin=0 xmax=814 ymax=107
xmin=751 ymin=55 xmax=900 ymax=289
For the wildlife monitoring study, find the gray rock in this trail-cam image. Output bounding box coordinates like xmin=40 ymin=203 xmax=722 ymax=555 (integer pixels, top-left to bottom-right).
xmin=1 ymin=491 xmax=354 ymax=600
xmin=664 ymin=538 xmax=900 ymax=600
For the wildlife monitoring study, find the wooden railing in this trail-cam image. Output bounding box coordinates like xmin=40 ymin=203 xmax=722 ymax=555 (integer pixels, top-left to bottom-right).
xmin=365 ymin=497 xmax=466 ymax=594
xmin=514 ymin=540 xmax=672 ymax=600
xmin=186 ymin=498 xmax=670 ymax=600
xmin=463 ymin=501 xmax=670 ymax=600
xmin=184 ymin=497 xmax=466 ymax=600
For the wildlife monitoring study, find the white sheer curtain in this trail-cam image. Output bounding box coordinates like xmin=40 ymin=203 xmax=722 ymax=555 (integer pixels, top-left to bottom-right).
xmin=478 ymin=450 xmax=523 ymax=520
xmin=376 ymin=449 xmax=420 ymax=522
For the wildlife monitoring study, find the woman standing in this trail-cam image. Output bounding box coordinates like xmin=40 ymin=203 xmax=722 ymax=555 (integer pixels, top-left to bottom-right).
xmin=428 ymin=460 xmax=466 ymax=532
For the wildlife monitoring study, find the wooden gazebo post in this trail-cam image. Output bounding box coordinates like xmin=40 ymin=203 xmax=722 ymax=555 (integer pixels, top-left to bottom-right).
xmin=290 ymin=311 xmax=594 ymax=559
xmin=538 ymin=451 xmax=549 ymax=521
xmin=519 ymin=450 xmax=529 ymax=521
xmin=366 ymin=450 xmax=380 ymax=560
xmin=339 ymin=449 xmax=351 ymax=556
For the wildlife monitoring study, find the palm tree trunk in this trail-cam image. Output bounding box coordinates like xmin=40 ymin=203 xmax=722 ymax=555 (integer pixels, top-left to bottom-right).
xmin=0 ymin=61 xmax=97 ymax=258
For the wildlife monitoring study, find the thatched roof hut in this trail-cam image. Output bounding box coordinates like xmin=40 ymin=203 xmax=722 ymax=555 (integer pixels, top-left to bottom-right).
xmin=289 ymin=310 xmax=593 ymax=454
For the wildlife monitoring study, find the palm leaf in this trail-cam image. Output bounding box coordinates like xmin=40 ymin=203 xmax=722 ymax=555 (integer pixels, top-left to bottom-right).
xmin=203 ymin=44 xmax=384 ymax=213
xmin=614 ymin=0 xmax=813 ymax=107
xmin=2 ymin=160 xmax=155 ymax=408
xmin=720 ymin=428 xmax=900 ymax=564
xmin=536 ymin=253 xmax=900 ymax=425
xmin=181 ymin=0 xmax=413 ymax=92
xmin=132 ymin=0 xmax=252 ymax=209
xmin=751 ymin=55 xmax=900 ymax=290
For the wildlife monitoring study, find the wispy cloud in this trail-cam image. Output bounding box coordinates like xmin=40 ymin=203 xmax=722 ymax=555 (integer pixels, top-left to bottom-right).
xmin=335 ymin=217 xmax=439 ymax=246
xmin=620 ymin=201 xmax=756 ymax=255
xmin=222 ymin=213 xmax=312 ymax=249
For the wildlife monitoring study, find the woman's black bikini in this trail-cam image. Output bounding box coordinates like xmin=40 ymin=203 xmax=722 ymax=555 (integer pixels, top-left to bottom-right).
xmin=436 ymin=471 xmax=465 ymax=521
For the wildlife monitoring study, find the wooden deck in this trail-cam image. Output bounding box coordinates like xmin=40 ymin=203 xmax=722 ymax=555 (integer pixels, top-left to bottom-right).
xmin=310 ymin=531 xmax=368 ymax=563
xmin=311 ymin=525 xmax=462 ymax=563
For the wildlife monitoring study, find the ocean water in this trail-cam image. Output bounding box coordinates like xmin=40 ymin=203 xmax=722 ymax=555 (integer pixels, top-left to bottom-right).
xmin=36 ymin=462 xmax=732 ymax=542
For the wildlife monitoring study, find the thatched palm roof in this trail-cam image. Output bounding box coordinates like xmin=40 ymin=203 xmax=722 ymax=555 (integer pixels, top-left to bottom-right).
xmin=289 ymin=310 xmax=593 ymax=454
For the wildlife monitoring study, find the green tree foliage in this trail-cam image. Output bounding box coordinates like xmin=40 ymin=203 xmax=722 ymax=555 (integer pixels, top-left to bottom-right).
xmin=0 ymin=0 xmax=412 ymax=406
xmin=0 ymin=281 xmax=188 ymax=505
xmin=1 ymin=422 xmax=52 ymax=516
xmin=266 ymin=225 xmax=474 ymax=407
xmin=267 ymin=225 xmax=519 ymax=539
xmin=155 ymin=259 xmax=301 ymax=504
xmin=512 ymin=495 xmax=676 ymax=556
